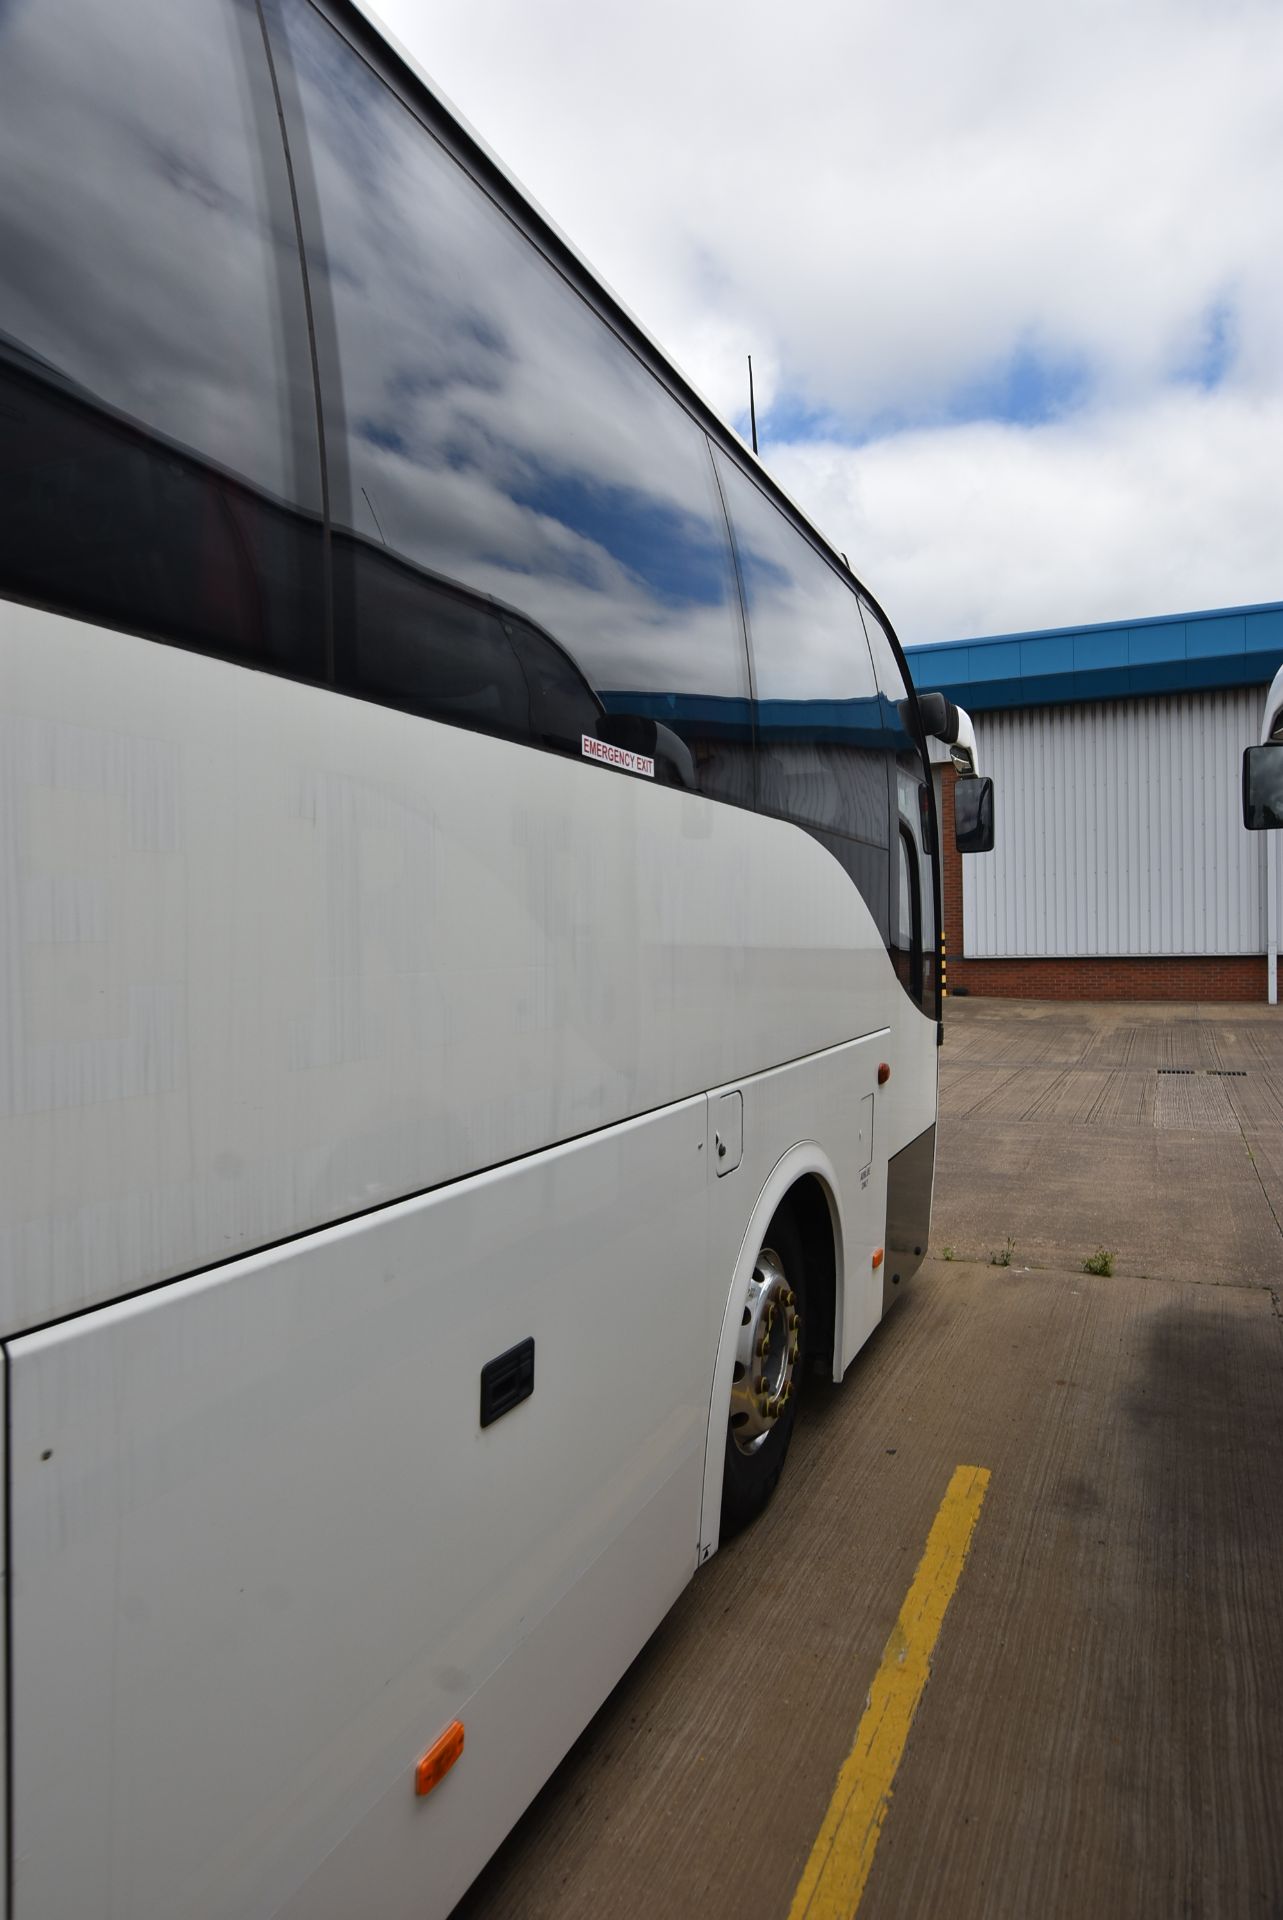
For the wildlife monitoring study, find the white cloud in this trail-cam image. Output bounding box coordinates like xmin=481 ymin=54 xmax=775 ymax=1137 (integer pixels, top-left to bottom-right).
xmin=771 ymin=388 xmax=1283 ymax=643
xmin=375 ymin=0 xmax=1283 ymax=637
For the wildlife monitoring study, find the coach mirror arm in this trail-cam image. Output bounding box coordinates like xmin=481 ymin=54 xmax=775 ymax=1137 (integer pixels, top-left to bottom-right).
xmin=907 ymin=689 xmax=995 ymax=853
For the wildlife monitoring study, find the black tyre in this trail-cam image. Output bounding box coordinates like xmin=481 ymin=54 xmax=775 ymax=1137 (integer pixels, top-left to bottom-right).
xmin=720 ymin=1201 xmax=807 ymax=1538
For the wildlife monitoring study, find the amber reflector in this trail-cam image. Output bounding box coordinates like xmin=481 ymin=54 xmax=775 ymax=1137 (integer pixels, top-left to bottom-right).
xmin=871 ymin=1247 xmax=885 ymax=1269
xmin=877 ymin=1062 xmax=891 ymax=1085
xmin=415 ymin=1720 xmax=465 ymax=1798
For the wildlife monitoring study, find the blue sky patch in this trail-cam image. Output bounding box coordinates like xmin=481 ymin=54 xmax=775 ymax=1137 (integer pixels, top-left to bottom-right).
xmin=756 ymin=391 xmax=849 ymax=446
xmin=752 ymin=342 xmax=1093 ymax=451
xmin=935 ymin=341 xmax=1092 ymax=430
xmin=1179 ymin=300 xmax=1236 ymax=389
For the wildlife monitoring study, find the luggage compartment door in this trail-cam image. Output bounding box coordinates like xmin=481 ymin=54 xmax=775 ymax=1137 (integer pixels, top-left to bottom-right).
xmin=6 ymin=1097 xmax=709 ymax=1920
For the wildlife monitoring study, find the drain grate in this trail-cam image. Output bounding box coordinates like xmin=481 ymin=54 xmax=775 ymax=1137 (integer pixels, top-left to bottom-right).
xmin=1155 ymin=1067 xmax=1247 ymax=1076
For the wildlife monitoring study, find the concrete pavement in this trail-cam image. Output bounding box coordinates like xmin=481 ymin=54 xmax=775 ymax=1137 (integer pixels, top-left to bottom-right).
xmin=452 ymin=1000 xmax=1283 ymax=1919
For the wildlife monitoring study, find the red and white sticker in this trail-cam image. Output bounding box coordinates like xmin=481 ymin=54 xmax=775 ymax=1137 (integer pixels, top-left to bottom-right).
xmin=581 ymin=734 xmax=655 ymax=778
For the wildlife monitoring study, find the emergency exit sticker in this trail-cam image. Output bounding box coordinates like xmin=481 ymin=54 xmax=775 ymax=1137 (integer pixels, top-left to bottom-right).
xmin=582 ymin=735 xmax=655 ymax=778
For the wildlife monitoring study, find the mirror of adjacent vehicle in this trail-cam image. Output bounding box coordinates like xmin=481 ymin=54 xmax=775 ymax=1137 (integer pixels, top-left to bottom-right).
xmin=1242 ymin=742 xmax=1283 ymax=830
xmin=955 ymin=774 xmax=995 ymax=853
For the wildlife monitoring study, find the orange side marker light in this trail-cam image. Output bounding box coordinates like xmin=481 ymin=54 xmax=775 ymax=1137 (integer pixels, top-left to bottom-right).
xmin=872 ymin=1247 xmax=884 ymax=1269
xmin=877 ymin=1062 xmax=891 ymax=1085
xmin=415 ymin=1720 xmax=465 ymax=1798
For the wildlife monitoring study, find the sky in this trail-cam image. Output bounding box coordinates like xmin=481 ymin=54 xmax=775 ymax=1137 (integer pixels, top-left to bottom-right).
xmin=376 ymin=0 xmax=1282 ymax=647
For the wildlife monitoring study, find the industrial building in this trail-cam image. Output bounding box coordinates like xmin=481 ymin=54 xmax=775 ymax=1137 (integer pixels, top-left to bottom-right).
xmin=908 ymin=601 xmax=1283 ymax=1002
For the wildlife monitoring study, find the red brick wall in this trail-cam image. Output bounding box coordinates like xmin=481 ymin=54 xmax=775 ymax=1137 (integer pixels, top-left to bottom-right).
xmin=937 ymin=764 xmax=1269 ymax=1003
xmin=945 ymin=952 xmax=1268 ymax=1001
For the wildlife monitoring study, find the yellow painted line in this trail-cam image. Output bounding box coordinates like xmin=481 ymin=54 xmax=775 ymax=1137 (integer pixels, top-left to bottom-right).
xmin=787 ymin=1463 xmax=991 ymax=1920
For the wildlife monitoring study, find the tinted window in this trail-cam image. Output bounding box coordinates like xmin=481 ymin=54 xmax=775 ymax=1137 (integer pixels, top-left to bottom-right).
xmin=0 ymin=0 xmax=324 ymax=672
xmin=861 ymin=594 xmax=939 ymax=1010
xmin=894 ymin=762 xmax=938 ymax=1010
xmin=276 ymin=0 xmax=751 ymax=801
xmin=857 ymin=596 xmax=909 ymax=705
xmin=894 ymin=825 xmax=923 ymax=1002
xmin=716 ymin=456 xmax=877 ymax=707
xmin=713 ymin=450 xmax=891 ymax=930
xmin=341 ymin=543 xmax=602 ymax=751
xmin=857 ymin=593 xmax=926 ymax=766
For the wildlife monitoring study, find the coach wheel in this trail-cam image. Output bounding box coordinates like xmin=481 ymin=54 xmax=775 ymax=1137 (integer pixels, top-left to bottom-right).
xmin=720 ymin=1202 xmax=806 ymax=1537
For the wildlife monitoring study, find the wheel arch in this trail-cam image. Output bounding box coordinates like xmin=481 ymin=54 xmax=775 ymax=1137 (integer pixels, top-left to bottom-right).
xmin=696 ymin=1144 xmax=845 ymax=1567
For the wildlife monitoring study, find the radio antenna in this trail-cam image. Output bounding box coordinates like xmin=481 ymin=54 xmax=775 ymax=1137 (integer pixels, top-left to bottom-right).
xmin=747 ymin=355 xmax=758 ymax=455
xmin=361 ymin=486 xmax=388 ymax=545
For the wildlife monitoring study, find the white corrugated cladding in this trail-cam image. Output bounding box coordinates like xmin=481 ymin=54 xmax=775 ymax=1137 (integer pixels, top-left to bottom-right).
xmin=964 ymin=686 xmax=1273 ymax=958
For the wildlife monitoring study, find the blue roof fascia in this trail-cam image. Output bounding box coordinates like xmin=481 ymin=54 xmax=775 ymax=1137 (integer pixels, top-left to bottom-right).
xmin=908 ymin=599 xmax=1283 ymax=709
